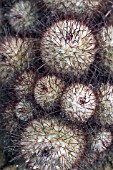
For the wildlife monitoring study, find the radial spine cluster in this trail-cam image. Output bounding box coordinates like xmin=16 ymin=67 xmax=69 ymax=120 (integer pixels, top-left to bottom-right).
xmin=20 ymin=117 xmax=85 ymax=170
xmin=41 ymin=19 xmax=96 ymax=77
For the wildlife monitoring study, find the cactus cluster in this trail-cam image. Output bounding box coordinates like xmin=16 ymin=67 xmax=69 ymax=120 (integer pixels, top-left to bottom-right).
xmin=1 ymin=0 xmax=113 ymax=170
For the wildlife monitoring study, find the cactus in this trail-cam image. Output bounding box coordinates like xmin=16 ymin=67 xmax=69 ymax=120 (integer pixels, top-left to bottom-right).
xmin=34 ymin=75 xmax=65 ymax=110
xmin=7 ymin=0 xmax=39 ymax=33
xmin=61 ymin=83 xmax=96 ymax=123
xmin=41 ymin=19 xmax=96 ymax=77
xmin=97 ymin=83 xmax=113 ymax=126
xmin=19 ymin=117 xmax=86 ymax=170
xmin=0 ymin=36 xmax=33 ymax=72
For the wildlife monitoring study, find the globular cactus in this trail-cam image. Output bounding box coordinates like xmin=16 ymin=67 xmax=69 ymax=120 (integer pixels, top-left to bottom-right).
xmin=98 ymin=25 xmax=113 ymax=75
xmin=19 ymin=117 xmax=86 ymax=170
xmin=40 ymin=19 xmax=96 ymax=77
xmin=34 ymin=75 xmax=65 ymax=110
xmin=61 ymin=83 xmax=96 ymax=123
xmin=0 ymin=36 xmax=33 ymax=73
xmin=14 ymin=70 xmax=35 ymax=99
xmin=7 ymin=0 xmax=39 ymax=33
xmin=14 ymin=99 xmax=35 ymax=121
xmin=91 ymin=129 xmax=112 ymax=153
xmin=97 ymin=83 xmax=113 ymax=126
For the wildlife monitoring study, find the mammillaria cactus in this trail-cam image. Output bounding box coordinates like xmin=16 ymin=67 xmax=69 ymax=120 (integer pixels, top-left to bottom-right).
xmin=41 ymin=19 xmax=96 ymax=77
xmin=7 ymin=0 xmax=38 ymax=33
xmin=19 ymin=117 xmax=86 ymax=170
xmin=99 ymin=25 xmax=113 ymax=75
xmin=34 ymin=75 xmax=65 ymax=110
xmin=14 ymin=70 xmax=35 ymax=99
xmin=14 ymin=99 xmax=35 ymax=121
xmin=61 ymin=83 xmax=96 ymax=123
xmin=0 ymin=62 xmax=14 ymax=84
xmin=97 ymin=83 xmax=113 ymax=126
xmin=0 ymin=36 xmax=33 ymax=72
xmin=91 ymin=129 xmax=112 ymax=153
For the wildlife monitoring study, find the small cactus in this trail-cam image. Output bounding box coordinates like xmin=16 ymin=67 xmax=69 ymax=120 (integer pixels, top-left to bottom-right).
xmin=61 ymin=83 xmax=96 ymax=123
xmin=91 ymin=129 xmax=112 ymax=153
xmin=97 ymin=83 xmax=113 ymax=126
xmin=34 ymin=75 xmax=65 ymax=110
xmin=0 ymin=36 xmax=33 ymax=72
xmin=7 ymin=0 xmax=39 ymax=33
